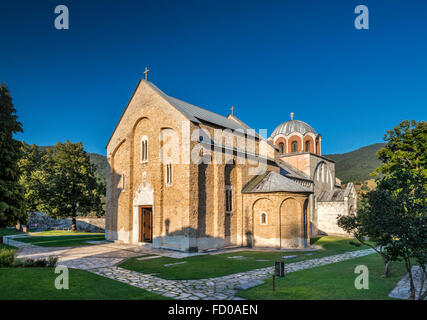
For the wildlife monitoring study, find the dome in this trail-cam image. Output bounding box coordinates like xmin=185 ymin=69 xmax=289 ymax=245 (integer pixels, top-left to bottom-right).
xmin=270 ymin=119 xmax=316 ymax=138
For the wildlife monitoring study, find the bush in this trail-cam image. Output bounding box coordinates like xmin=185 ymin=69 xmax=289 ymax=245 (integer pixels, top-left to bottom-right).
xmin=10 ymin=256 xmax=58 ymax=268
xmin=0 ymin=248 xmax=16 ymax=267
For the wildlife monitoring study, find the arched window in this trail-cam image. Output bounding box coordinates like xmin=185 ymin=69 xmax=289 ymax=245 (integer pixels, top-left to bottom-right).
xmin=166 ymin=163 xmax=173 ymax=186
xmin=141 ymin=136 xmax=148 ymax=163
xmin=305 ymin=141 xmax=310 ymax=152
xmin=260 ymin=212 xmax=267 ymax=225
xmin=291 ymin=141 xmax=298 ymax=153
xmin=278 ymin=142 xmax=284 ymax=154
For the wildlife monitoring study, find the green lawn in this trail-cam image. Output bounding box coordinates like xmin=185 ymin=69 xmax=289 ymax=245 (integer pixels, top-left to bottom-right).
xmin=0 ymin=267 xmax=169 ymax=300
xmin=17 ymin=232 xmax=106 ymax=247
xmin=236 ymin=253 xmax=406 ymax=300
xmin=119 ymin=236 xmax=371 ymax=280
xmin=29 ymin=230 xmax=104 ymax=237
xmin=0 ymin=228 xmax=24 ymax=237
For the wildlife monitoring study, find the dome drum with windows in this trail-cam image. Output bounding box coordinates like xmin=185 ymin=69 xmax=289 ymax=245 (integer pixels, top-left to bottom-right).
xmin=269 ymin=112 xmax=322 ymax=156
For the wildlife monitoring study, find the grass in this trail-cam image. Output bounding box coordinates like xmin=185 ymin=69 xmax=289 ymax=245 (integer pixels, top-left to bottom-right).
xmin=18 ymin=232 xmax=106 ymax=247
xmin=29 ymin=230 xmax=104 ymax=237
xmin=0 ymin=267 xmax=169 ymax=300
xmin=236 ymin=253 xmax=407 ymax=300
xmin=119 ymin=236 xmax=371 ymax=280
xmin=0 ymin=228 xmax=24 ymax=237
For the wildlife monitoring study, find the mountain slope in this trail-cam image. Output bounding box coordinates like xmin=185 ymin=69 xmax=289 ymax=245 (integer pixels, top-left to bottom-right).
xmin=324 ymin=143 xmax=385 ymax=183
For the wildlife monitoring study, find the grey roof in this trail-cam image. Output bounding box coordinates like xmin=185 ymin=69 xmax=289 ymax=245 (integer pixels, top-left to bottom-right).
xmin=317 ymin=190 xmax=345 ymax=202
xmin=242 ymin=171 xmax=313 ymax=193
xmin=279 ymin=161 xmax=312 ymax=181
xmin=270 ymin=120 xmax=316 ymax=138
xmin=344 ymin=182 xmax=355 ymax=197
xmin=145 ymin=80 xmax=277 ymax=150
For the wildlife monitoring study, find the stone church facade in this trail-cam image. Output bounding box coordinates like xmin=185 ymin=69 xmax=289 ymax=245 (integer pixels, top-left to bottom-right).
xmin=106 ymin=79 xmax=356 ymax=252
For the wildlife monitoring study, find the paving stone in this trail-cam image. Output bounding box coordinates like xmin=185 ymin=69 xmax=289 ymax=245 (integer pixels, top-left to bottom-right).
xmin=282 ymin=255 xmax=299 ymax=260
xmin=4 ymin=235 xmax=376 ymax=301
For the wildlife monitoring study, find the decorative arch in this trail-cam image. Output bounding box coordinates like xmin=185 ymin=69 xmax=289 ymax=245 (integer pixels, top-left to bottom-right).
xmin=303 ymin=135 xmax=315 ymax=153
xmin=251 ymin=197 xmax=277 ymax=247
xmin=279 ymin=197 xmax=303 ymax=248
xmin=132 ymin=181 xmax=154 ymax=244
xmin=288 ymin=135 xmax=302 ymax=153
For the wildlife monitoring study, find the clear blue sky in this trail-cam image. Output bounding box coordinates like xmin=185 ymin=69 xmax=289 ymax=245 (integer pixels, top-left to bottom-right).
xmin=1 ymin=0 xmax=426 ymax=155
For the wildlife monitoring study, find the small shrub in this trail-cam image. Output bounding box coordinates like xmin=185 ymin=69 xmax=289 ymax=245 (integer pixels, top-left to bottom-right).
xmin=47 ymin=256 xmax=58 ymax=267
xmin=0 ymin=249 xmax=15 ymax=267
xmin=12 ymin=256 xmax=58 ymax=268
xmin=11 ymin=258 xmax=25 ymax=268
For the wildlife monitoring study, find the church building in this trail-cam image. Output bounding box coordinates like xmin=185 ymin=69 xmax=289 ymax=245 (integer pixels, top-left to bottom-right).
xmin=105 ymin=78 xmax=356 ymax=252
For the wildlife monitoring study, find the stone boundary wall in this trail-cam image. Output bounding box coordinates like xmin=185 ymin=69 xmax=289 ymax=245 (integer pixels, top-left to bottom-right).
xmin=317 ymin=202 xmax=350 ymax=237
xmin=27 ymin=212 xmax=105 ymax=233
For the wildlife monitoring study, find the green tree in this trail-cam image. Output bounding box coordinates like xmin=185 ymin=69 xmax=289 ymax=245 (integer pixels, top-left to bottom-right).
xmin=18 ymin=143 xmax=49 ymax=213
xmin=339 ymin=120 xmax=426 ymax=300
xmin=41 ymin=141 xmax=105 ymax=230
xmin=0 ymin=84 xmax=26 ymax=227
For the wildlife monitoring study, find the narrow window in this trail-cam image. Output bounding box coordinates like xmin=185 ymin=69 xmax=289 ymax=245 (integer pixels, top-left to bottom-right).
xmin=141 ymin=136 xmax=148 ymax=163
xmin=291 ymin=141 xmax=298 ymax=153
xmin=260 ymin=212 xmax=267 ymax=225
xmin=278 ymin=142 xmax=284 ymax=154
xmin=166 ymin=163 xmax=172 ymax=186
xmin=121 ymin=174 xmax=126 ymax=191
xmin=225 ymin=185 xmax=232 ymax=212
xmin=305 ymin=141 xmax=310 ymax=152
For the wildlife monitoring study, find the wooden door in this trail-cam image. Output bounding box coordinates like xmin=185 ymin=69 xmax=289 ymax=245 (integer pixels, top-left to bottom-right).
xmin=139 ymin=206 xmax=152 ymax=243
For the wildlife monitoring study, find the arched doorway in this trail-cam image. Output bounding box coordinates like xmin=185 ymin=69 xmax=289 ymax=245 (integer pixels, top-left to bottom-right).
xmin=132 ymin=180 xmax=154 ymax=244
xmin=280 ymin=198 xmax=302 ymax=248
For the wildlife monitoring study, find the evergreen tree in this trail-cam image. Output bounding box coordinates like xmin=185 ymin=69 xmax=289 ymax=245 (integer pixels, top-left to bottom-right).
xmin=0 ymin=83 xmax=26 ymax=227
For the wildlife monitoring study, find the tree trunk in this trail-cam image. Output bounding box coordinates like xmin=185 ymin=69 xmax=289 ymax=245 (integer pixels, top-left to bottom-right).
xmin=405 ymin=259 xmax=416 ymax=300
xmin=382 ymin=261 xmax=391 ymax=278
xmin=71 ymin=216 xmax=77 ymax=231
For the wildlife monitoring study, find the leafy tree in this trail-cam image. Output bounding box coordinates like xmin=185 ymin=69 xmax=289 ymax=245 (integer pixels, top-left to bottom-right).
xmin=18 ymin=143 xmax=49 ymax=213
xmin=0 ymin=84 xmax=26 ymax=227
xmin=339 ymin=120 xmax=426 ymax=300
xmin=40 ymin=141 xmax=105 ymax=230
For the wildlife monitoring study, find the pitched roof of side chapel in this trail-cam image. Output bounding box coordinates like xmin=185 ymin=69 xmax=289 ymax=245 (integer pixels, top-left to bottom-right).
xmin=242 ymin=171 xmax=313 ymax=194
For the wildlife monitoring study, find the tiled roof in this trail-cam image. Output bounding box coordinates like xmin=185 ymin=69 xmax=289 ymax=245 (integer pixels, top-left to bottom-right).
xmin=317 ymin=190 xmax=345 ymax=202
xmin=242 ymin=171 xmax=313 ymax=194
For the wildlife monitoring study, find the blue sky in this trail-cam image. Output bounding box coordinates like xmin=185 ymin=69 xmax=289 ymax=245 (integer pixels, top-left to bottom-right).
xmin=1 ymin=0 xmax=426 ymax=155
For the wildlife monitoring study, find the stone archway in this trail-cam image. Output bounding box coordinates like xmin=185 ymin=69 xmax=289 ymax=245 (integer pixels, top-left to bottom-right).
xmin=132 ymin=179 xmax=154 ymax=244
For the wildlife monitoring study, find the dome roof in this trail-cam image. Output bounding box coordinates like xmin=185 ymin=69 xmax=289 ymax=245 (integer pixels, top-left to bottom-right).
xmin=271 ymin=119 xmax=316 ymax=138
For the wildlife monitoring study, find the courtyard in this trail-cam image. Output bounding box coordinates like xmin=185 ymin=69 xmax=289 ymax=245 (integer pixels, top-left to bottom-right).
xmin=0 ymin=230 xmax=412 ymax=300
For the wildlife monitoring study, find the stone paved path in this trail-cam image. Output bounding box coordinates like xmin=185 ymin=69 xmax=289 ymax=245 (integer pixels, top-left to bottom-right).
xmin=388 ymin=266 xmax=427 ymax=300
xmin=3 ymin=235 xmax=202 ymax=270
xmin=4 ymin=235 xmax=376 ymax=300
xmin=91 ymin=248 xmax=376 ymax=300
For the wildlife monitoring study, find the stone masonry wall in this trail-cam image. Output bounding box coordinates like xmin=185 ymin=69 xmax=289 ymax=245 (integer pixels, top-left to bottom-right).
xmin=27 ymin=212 xmax=105 ymax=232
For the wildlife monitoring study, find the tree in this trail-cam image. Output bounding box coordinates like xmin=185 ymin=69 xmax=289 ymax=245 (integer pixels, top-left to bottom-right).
xmin=339 ymin=120 xmax=426 ymax=300
xmin=41 ymin=141 xmax=105 ymax=230
xmin=0 ymin=83 xmax=26 ymax=227
xmin=18 ymin=143 xmax=49 ymax=213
